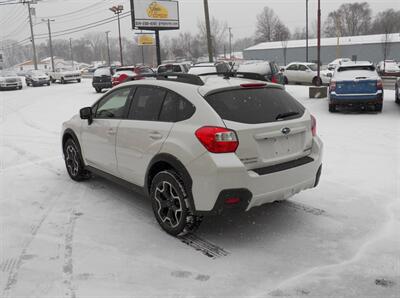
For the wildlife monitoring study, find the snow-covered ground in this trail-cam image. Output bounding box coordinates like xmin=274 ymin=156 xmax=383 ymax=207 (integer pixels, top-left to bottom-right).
xmin=0 ymin=80 xmax=399 ymax=298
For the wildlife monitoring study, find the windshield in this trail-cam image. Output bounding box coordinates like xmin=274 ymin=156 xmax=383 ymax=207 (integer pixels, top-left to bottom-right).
xmin=0 ymin=71 xmax=17 ymax=77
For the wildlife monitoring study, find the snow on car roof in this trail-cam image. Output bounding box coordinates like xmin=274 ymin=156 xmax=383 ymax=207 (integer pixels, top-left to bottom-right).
xmin=245 ymin=33 xmax=400 ymax=51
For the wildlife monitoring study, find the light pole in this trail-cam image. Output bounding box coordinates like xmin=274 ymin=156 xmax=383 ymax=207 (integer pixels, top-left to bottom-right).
xmin=317 ymin=0 xmax=321 ymax=85
xmin=306 ymin=0 xmax=309 ymax=62
xmin=105 ymin=31 xmax=111 ymax=66
xmin=203 ymin=0 xmax=213 ymax=62
xmin=42 ymin=18 xmax=55 ymax=72
xmin=228 ymin=27 xmax=232 ymax=59
xmin=24 ymin=0 xmax=38 ymax=70
xmin=69 ymin=38 xmax=74 ymax=70
xmin=109 ymin=5 xmax=124 ymax=66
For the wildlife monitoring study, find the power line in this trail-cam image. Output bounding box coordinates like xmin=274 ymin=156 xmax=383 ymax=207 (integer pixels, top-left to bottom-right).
xmin=39 ymin=0 xmax=107 ymax=19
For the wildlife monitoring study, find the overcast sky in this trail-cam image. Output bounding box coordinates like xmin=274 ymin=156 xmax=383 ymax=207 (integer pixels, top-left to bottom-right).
xmin=0 ymin=0 xmax=398 ymax=45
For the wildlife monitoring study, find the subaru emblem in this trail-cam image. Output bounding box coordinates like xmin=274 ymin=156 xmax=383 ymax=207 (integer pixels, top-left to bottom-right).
xmin=281 ymin=127 xmax=291 ymax=135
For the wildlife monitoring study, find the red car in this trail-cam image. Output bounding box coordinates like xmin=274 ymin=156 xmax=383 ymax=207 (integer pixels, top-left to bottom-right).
xmin=112 ymin=66 xmax=155 ymax=86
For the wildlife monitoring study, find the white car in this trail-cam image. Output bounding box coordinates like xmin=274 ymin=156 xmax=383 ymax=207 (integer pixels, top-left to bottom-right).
xmin=157 ymin=63 xmax=189 ymax=74
xmin=0 ymin=70 xmax=23 ymax=90
xmin=188 ymin=62 xmax=229 ymax=75
xmin=328 ymin=58 xmax=351 ymax=70
xmin=376 ymin=60 xmax=400 ymax=77
xmin=283 ymin=62 xmax=331 ymax=85
xmin=48 ymin=68 xmax=81 ymax=84
xmin=62 ymin=74 xmax=323 ymax=235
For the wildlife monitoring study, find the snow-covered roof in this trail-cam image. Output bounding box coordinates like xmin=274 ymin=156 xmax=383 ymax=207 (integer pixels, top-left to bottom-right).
xmin=245 ymin=33 xmax=400 ymax=51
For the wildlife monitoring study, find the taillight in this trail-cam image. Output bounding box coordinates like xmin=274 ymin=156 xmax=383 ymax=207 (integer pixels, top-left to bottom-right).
xmin=376 ymin=79 xmax=383 ymax=90
xmin=118 ymin=73 xmax=128 ymax=82
xmin=271 ymin=75 xmax=278 ymax=84
xmin=311 ymin=115 xmax=317 ymax=137
xmin=330 ymin=80 xmax=336 ymax=92
xmin=195 ymin=126 xmax=239 ymax=153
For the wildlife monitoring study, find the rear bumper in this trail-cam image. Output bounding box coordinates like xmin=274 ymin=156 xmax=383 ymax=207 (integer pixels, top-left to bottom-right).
xmin=187 ymin=136 xmax=323 ymax=214
xmin=329 ymin=91 xmax=383 ymax=104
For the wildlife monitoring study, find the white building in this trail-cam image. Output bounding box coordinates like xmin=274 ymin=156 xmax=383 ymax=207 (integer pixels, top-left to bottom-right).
xmin=13 ymin=57 xmax=86 ymax=72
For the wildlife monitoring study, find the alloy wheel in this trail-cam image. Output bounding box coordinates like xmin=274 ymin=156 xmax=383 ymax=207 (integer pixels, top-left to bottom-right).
xmin=154 ymin=181 xmax=183 ymax=228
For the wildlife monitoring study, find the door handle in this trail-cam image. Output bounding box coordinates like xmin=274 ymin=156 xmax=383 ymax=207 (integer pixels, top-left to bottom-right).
xmin=107 ymin=128 xmax=116 ymax=135
xmin=149 ymin=131 xmax=163 ymax=140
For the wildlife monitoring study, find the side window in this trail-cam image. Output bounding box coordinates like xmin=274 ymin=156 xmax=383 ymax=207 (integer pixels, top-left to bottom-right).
xmin=298 ymin=65 xmax=308 ymax=71
xmin=287 ymin=64 xmax=298 ymax=71
xmin=95 ymin=87 xmax=131 ymax=119
xmin=159 ymin=92 xmax=195 ymax=122
xmin=129 ymin=86 xmax=166 ymax=121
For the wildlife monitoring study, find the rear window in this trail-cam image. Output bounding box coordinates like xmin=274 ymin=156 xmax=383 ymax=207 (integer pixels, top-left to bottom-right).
xmin=338 ymin=65 xmax=375 ymax=72
xmin=158 ymin=65 xmax=182 ymax=73
xmin=94 ymin=68 xmax=111 ymax=76
xmin=205 ymin=88 xmax=305 ymax=124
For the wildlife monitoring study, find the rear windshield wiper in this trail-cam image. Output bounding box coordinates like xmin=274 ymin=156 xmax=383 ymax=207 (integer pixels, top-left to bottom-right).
xmin=275 ymin=112 xmax=299 ymax=120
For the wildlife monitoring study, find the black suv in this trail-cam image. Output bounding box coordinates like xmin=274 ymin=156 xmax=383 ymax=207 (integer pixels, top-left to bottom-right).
xmin=92 ymin=67 xmax=114 ymax=93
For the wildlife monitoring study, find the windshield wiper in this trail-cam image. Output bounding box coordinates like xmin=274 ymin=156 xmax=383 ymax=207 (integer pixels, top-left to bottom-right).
xmin=275 ymin=112 xmax=299 ymax=120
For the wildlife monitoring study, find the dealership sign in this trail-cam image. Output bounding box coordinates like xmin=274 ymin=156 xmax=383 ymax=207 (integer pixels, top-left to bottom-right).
xmin=131 ymin=0 xmax=180 ymax=30
xmin=137 ymin=34 xmax=156 ymax=46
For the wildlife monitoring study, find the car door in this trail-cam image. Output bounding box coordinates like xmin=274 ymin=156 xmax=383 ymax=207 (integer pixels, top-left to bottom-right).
xmin=285 ymin=64 xmax=298 ymax=83
xmin=116 ymin=86 xmax=174 ymax=186
xmin=80 ymin=87 xmax=133 ymax=175
xmin=298 ymin=64 xmax=311 ymax=83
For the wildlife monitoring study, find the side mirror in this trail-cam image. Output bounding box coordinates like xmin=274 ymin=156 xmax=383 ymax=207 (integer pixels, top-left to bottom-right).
xmin=80 ymin=107 xmax=93 ymax=124
xmin=280 ymin=68 xmax=285 ymax=72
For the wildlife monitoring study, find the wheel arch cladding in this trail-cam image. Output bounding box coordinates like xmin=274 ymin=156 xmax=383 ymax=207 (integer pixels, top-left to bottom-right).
xmin=62 ymin=129 xmax=82 ymax=155
xmin=145 ymin=153 xmax=196 ymax=212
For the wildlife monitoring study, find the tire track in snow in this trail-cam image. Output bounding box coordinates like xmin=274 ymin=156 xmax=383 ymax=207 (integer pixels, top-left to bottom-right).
xmin=179 ymin=234 xmax=230 ymax=259
xmin=261 ymin=199 xmax=400 ymax=297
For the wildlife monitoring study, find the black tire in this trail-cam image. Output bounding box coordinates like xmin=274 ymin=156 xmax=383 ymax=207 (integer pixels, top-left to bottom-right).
xmin=61 ymin=77 xmax=65 ymax=84
xmin=18 ymin=86 xmax=22 ymax=90
xmin=77 ymin=79 xmax=81 ymax=83
xmin=329 ymin=103 xmax=337 ymax=113
xmin=95 ymin=87 xmax=102 ymax=93
xmin=375 ymin=104 xmax=383 ymax=112
xmin=150 ymin=170 xmax=202 ymax=236
xmin=395 ymin=85 xmax=399 ymax=104
xmin=50 ymin=77 xmax=56 ymax=83
xmin=47 ymin=82 xmax=51 ymax=86
xmin=283 ymin=76 xmax=289 ymax=85
xmin=313 ymin=77 xmax=322 ymax=86
xmin=63 ymin=138 xmax=91 ymax=181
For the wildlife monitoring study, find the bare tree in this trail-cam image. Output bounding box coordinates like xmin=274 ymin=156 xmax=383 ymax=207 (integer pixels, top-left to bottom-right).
xmin=274 ymin=20 xmax=291 ymax=65
xmin=255 ymin=7 xmax=279 ymax=43
xmin=198 ymin=16 xmax=228 ymax=57
xmin=324 ymin=2 xmax=372 ymax=37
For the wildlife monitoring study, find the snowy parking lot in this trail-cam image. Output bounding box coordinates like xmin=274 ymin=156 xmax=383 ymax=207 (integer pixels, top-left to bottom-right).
xmin=1 ymin=79 xmax=399 ymax=297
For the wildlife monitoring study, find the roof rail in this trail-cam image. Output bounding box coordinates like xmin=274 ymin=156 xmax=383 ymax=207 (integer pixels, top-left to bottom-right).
xmin=134 ymin=73 xmax=205 ymax=86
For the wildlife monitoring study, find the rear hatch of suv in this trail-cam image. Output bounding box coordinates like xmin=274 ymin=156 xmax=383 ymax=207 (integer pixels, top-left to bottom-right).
xmin=204 ymin=85 xmax=313 ymax=170
xmin=93 ymin=68 xmax=112 ymax=85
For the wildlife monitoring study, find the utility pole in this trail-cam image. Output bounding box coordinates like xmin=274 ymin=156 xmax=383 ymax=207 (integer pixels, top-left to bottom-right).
xmin=155 ymin=30 xmax=161 ymax=66
xmin=25 ymin=0 xmax=38 ymax=70
xmin=42 ymin=18 xmax=55 ymax=72
xmin=335 ymin=14 xmax=341 ymax=59
xmin=317 ymin=0 xmax=321 ymax=86
xmin=203 ymin=0 xmax=213 ymax=62
xmin=306 ymin=0 xmax=309 ymax=62
xmin=105 ymin=31 xmax=111 ymax=66
xmin=109 ymin=5 xmax=124 ymax=66
xmin=69 ymin=38 xmax=74 ymax=70
xmin=228 ymin=27 xmax=232 ymax=60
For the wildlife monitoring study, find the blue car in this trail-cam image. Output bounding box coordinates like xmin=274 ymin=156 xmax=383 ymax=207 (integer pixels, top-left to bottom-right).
xmin=329 ymin=61 xmax=383 ymax=112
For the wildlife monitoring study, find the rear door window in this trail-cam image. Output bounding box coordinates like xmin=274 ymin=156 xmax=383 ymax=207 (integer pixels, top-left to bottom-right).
xmin=205 ymin=88 xmax=305 ymax=124
xmin=159 ymin=92 xmax=195 ymax=122
xmin=128 ymin=86 xmax=166 ymax=121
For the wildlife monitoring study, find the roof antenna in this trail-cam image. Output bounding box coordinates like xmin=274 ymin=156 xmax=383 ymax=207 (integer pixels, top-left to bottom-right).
xmin=224 ymin=62 xmax=236 ymax=80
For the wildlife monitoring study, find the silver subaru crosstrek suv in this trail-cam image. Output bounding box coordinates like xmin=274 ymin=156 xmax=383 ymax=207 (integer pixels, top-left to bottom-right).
xmin=62 ymin=74 xmax=323 ymax=236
